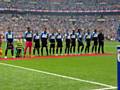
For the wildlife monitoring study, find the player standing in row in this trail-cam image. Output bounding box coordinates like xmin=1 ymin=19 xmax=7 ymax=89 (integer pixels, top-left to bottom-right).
xmin=24 ymin=27 xmax=33 ymax=57
xmin=5 ymin=28 xmax=14 ymax=58
xmin=56 ymin=30 xmax=63 ymax=55
xmin=98 ymin=30 xmax=104 ymax=54
xmin=70 ymin=30 xmax=77 ymax=54
xmin=65 ymin=30 xmax=71 ymax=54
xmin=91 ymin=29 xmax=98 ymax=53
xmin=84 ymin=30 xmax=91 ymax=53
xmin=41 ymin=28 xmax=49 ymax=56
xmin=77 ymin=29 xmax=84 ymax=54
xmin=33 ymin=32 xmax=40 ymax=56
xmin=49 ymin=32 xmax=56 ymax=55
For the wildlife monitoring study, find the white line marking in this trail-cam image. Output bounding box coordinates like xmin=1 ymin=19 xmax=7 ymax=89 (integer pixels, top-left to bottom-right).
xmin=0 ymin=63 xmax=116 ymax=88
xmin=94 ymin=87 xmax=117 ymax=90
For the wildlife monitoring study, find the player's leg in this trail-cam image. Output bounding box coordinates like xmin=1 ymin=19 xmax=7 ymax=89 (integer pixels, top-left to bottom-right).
xmin=73 ymin=46 xmax=75 ymax=54
xmin=70 ymin=43 xmax=72 ymax=54
xmin=92 ymin=43 xmax=94 ymax=53
xmin=101 ymin=42 xmax=104 ymax=54
xmin=65 ymin=41 xmax=68 ymax=54
xmin=52 ymin=44 xmax=55 ymax=55
xmin=98 ymin=43 xmax=101 ymax=54
xmin=46 ymin=46 xmax=48 ymax=56
xmin=85 ymin=42 xmax=88 ymax=53
xmin=11 ymin=43 xmax=14 ymax=57
xmin=65 ymin=46 xmax=67 ymax=54
xmin=19 ymin=49 xmax=22 ymax=57
xmin=78 ymin=45 xmax=80 ymax=54
xmin=81 ymin=44 xmax=84 ymax=54
xmin=49 ymin=45 xmax=52 ymax=55
xmin=11 ymin=49 xmax=14 ymax=57
xmin=56 ymin=43 xmax=59 ymax=55
xmin=56 ymin=47 xmax=58 ymax=54
xmin=16 ymin=48 xmax=19 ymax=57
xmin=33 ymin=48 xmax=36 ymax=55
xmin=60 ymin=47 xmax=62 ymax=54
xmin=88 ymin=41 xmax=91 ymax=53
xmin=88 ymin=46 xmax=90 ymax=53
xmin=53 ymin=47 xmax=55 ymax=55
xmin=68 ymin=47 xmax=70 ymax=54
xmin=37 ymin=48 xmax=40 ymax=56
xmin=41 ymin=46 xmax=43 ymax=56
xmin=5 ymin=49 xmax=8 ymax=57
xmin=16 ymin=49 xmax=21 ymax=57
xmin=33 ymin=42 xmax=36 ymax=55
xmin=95 ymin=44 xmax=97 ymax=54
xmin=5 ymin=43 xmax=9 ymax=58
xmin=68 ymin=42 xmax=70 ymax=54
xmin=24 ymin=42 xmax=28 ymax=57
xmin=29 ymin=43 xmax=32 ymax=57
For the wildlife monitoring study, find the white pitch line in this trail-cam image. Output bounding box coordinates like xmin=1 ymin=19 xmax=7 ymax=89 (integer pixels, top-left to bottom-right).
xmin=94 ymin=87 xmax=117 ymax=90
xmin=0 ymin=63 xmax=115 ymax=88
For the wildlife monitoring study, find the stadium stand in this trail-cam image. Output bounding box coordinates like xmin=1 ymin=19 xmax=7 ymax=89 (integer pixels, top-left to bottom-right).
xmin=0 ymin=0 xmax=119 ymax=40
xmin=0 ymin=0 xmax=120 ymax=10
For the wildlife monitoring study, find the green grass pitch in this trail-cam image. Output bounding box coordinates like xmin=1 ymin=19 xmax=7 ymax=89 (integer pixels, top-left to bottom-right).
xmin=0 ymin=41 xmax=118 ymax=90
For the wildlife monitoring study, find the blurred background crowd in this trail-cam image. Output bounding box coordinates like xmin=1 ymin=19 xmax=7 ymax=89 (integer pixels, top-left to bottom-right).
xmin=0 ymin=0 xmax=119 ymax=40
xmin=0 ymin=14 xmax=119 ymax=40
xmin=0 ymin=0 xmax=120 ymax=11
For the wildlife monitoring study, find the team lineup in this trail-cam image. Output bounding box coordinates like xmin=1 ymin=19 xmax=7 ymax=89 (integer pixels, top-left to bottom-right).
xmin=0 ymin=27 xmax=104 ymax=58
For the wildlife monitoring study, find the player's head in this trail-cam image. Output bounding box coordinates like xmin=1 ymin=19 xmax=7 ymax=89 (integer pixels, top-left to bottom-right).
xmin=72 ymin=29 xmax=75 ymax=33
xmin=58 ymin=29 xmax=61 ymax=34
xmin=78 ymin=29 xmax=81 ymax=32
xmin=94 ymin=29 xmax=97 ymax=32
xmin=27 ymin=27 xmax=31 ymax=32
xmin=36 ymin=32 xmax=39 ymax=35
xmin=7 ymin=27 xmax=11 ymax=33
xmin=87 ymin=29 xmax=90 ymax=34
xmin=44 ymin=27 xmax=47 ymax=32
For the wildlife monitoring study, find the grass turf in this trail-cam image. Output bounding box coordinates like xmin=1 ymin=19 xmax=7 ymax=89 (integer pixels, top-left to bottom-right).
xmin=0 ymin=41 xmax=118 ymax=90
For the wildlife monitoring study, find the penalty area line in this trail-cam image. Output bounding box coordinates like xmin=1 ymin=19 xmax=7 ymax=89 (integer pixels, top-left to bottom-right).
xmin=0 ymin=62 xmax=116 ymax=88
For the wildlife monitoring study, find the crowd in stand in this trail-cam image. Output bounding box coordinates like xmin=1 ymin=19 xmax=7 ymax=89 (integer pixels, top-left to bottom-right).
xmin=0 ymin=0 xmax=120 ymax=11
xmin=0 ymin=14 xmax=119 ymax=40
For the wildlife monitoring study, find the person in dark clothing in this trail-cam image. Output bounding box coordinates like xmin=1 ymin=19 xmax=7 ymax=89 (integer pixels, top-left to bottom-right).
xmin=84 ymin=30 xmax=91 ymax=53
xmin=77 ymin=29 xmax=84 ymax=54
xmin=33 ymin=32 xmax=40 ymax=56
xmin=41 ymin=28 xmax=49 ymax=56
xmin=49 ymin=32 xmax=56 ymax=55
xmin=98 ymin=30 xmax=104 ymax=54
xmin=56 ymin=30 xmax=63 ymax=55
xmin=65 ymin=31 xmax=71 ymax=54
xmin=70 ymin=30 xmax=77 ymax=54
xmin=91 ymin=29 xmax=98 ymax=53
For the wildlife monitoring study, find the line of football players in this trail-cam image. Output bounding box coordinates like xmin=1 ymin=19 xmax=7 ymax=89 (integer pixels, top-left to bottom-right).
xmin=2 ymin=27 xmax=104 ymax=58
